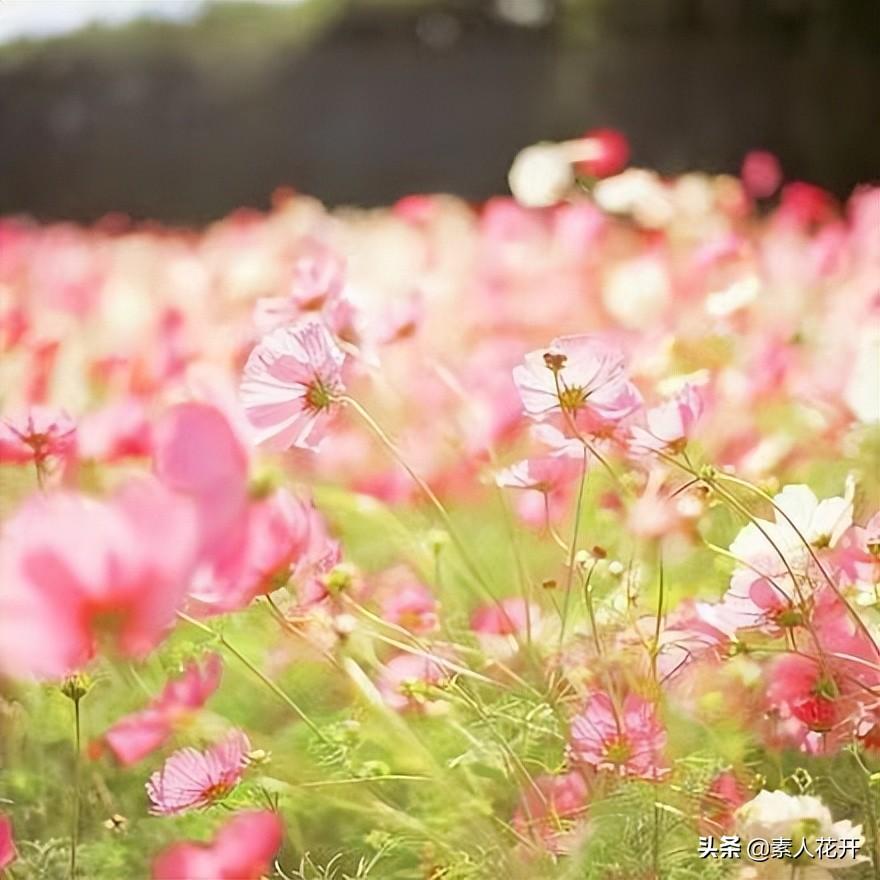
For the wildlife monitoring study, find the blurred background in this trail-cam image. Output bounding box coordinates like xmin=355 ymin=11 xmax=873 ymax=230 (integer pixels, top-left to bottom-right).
xmin=0 ymin=0 xmax=877 ymax=224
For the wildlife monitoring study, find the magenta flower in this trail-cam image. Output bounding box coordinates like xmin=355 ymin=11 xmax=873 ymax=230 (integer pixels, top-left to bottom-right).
xmin=146 ymin=730 xmax=251 ymax=815
xmin=152 ymin=810 xmax=283 ymax=880
xmin=99 ymin=653 xmax=223 ymax=766
xmin=0 ymin=814 xmax=15 ymax=871
xmin=570 ymin=692 xmax=668 ymax=780
xmin=513 ymin=334 xmax=641 ymax=426
xmin=0 ymin=480 xmax=197 ymax=680
xmin=241 ymin=318 xmax=345 ymax=451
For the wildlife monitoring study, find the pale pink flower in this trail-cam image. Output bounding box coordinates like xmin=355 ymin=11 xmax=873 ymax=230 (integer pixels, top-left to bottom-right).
xmin=513 ymin=334 xmax=641 ymax=426
xmin=253 ymin=241 xmax=354 ymax=338
xmin=241 ymin=318 xmax=345 ymax=451
xmin=0 ymin=814 xmax=15 ymax=870
xmin=0 ymin=406 xmax=76 ymax=465
xmin=0 ymin=479 xmax=197 ymax=680
xmin=377 ymin=653 xmax=448 ymax=713
xmin=377 ymin=568 xmax=438 ymax=634
xmin=512 ymin=771 xmax=588 ymax=853
xmin=629 ymin=383 xmax=705 ymax=455
xmin=496 ymin=454 xmax=581 ymax=527
xmin=471 ymin=597 xmax=538 ymax=637
xmin=152 ymin=810 xmax=283 ymax=880
xmin=147 ymin=730 xmax=251 ymax=815
xmin=570 ymin=692 xmax=668 ymax=780
xmin=741 ymin=150 xmax=782 ymax=199
xmin=99 ymin=654 xmax=223 ymax=766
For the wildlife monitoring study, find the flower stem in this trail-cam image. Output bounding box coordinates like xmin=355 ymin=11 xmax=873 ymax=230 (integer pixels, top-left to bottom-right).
xmin=342 ymin=395 xmax=498 ymax=604
xmin=176 ymin=612 xmax=329 ymax=744
xmin=69 ymin=696 xmax=81 ymax=880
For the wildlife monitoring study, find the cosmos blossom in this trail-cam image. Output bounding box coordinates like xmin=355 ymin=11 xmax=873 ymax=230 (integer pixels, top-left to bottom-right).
xmin=512 ymin=771 xmax=588 ymax=853
xmin=569 ymin=692 xmax=668 ymax=780
xmin=513 ymin=334 xmax=642 ymax=428
xmin=152 ymin=810 xmax=283 ymax=880
xmin=0 ymin=815 xmax=15 ymax=871
xmin=240 ymin=318 xmax=346 ymax=451
xmin=0 ymin=479 xmax=197 ymax=680
xmin=0 ymin=405 xmax=76 ymax=465
xmin=97 ymin=653 xmax=223 ymax=766
xmin=629 ymin=383 xmax=705 ymax=455
xmin=146 ymin=730 xmax=251 ymax=815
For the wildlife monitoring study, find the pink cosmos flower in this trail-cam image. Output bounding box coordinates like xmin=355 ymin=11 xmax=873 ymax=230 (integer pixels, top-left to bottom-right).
xmin=153 ymin=402 xmax=250 ymax=560
xmin=241 ymin=318 xmax=346 ymax=451
xmin=253 ymin=241 xmax=354 ymax=338
xmin=377 ymin=568 xmax=438 ymax=634
xmin=377 ymin=653 xmax=448 ymax=713
xmin=701 ymin=771 xmax=748 ymax=834
xmin=0 ymin=814 xmax=15 ymax=870
xmin=0 ymin=479 xmax=197 ymax=680
xmin=152 ymin=810 xmax=283 ymax=880
xmin=513 ymin=334 xmax=641 ymax=428
xmin=0 ymin=406 xmax=76 ymax=465
xmin=766 ymin=654 xmax=840 ymax=739
xmin=147 ymin=730 xmax=251 ymax=815
xmin=99 ymin=654 xmax=223 ymax=766
xmin=471 ymin=597 xmax=538 ymax=637
xmin=496 ymin=455 xmax=581 ymax=526
xmin=629 ymin=383 xmax=705 ymax=455
xmin=512 ymin=771 xmax=588 ymax=854
xmin=570 ymin=692 xmax=668 ymax=780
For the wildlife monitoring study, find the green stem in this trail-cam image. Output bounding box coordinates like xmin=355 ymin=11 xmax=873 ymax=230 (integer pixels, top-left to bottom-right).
xmin=69 ymin=696 xmax=81 ymax=880
xmin=343 ymin=395 xmax=498 ymax=604
xmin=176 ymin=612 xmax=329 ymax=744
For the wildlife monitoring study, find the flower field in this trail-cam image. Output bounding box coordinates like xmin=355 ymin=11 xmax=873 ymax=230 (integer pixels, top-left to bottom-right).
xmin=0 ymin=142 xmax=878 ymax=879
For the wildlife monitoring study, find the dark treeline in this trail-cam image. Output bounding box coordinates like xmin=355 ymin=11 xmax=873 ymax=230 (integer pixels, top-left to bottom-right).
xmin=0 ymin=0 xmax=877 ymax=223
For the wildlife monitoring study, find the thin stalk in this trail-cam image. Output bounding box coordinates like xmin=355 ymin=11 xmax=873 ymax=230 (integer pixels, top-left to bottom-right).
xmin=176 ymin=611 xmax=329 ymax=744
xmin=558 ymin=446 xmax=589 ymax=653
xmin=69 ymin=696 xmax=81 ymax=880
xmin=342 ymin=395 xmax=498 ymax=603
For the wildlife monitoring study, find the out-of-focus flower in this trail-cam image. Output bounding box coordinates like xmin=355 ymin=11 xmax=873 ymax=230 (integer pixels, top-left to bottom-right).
xmin=153 ymin=401 xmax=250 ymax=558
xmin=569 ymin=692 xmax=667 ymax=780
xmin=377 ymin=652 xmax=449 ymax=713
xmin=571 ymin=127 xmax=630 ymax=179
xmin=77 ymin=398 xmax=152 ymax=462
xmin=377 ymin=568 xmax=438 ymax=634
xmin=241 ymin=318 xmax=345 ymax=451
xmin=470 ymin=597 xmax=538 ymax=637
xmin=496 ymin=455 xmax=581 ymax=526
xmin=741 ymin=150 xmax=782 ymax=199
xmin=513 ymin=334 xmax=641 ymax=426
xmin=508 ymin=142 xmax=575 ymax=208
xmin=97 ymin=654 xmax=223 ymax=766
xmin=0 ymin=406 xmax=76 ymax=465
xmin=700 ymin=771 xmax=748 ymax=834
xmin=254 ymin=240 xmax=354 ymax=339
xmin=0 ymin=814 xmax=15 ymax=870
xmin=512 ymin=771 xmax=588 ymax=853
xmin=146 ymin=730 xmax=251 ymax=815
xmin=735 ymin=790 xmax=864 ymax=874
xmin=152 ymin=810 xmax=283 ymax=880
xmin=0 ymin=480 xmax=197 ymax=680
xmin=629 ymin=383 xmax=705 ymax=455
